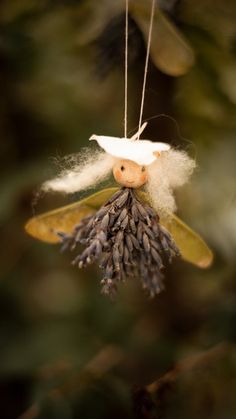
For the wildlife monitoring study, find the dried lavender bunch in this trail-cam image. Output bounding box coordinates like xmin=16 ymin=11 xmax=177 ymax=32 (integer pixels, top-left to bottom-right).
xmin=58 ymin=188 xmax=180 ymax=297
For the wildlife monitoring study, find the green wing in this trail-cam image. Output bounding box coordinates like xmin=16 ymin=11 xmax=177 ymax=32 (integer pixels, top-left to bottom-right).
xmin=25 ymin=187 xmax=119 ymax=244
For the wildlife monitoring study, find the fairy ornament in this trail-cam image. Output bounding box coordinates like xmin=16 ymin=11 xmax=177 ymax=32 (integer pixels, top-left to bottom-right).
xmin=25 ymin=0 xmax=213 ymax=297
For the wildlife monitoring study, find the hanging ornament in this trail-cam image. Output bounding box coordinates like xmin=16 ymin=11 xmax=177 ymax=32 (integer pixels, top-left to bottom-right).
xmin=25 ymin=0 xmax=213 ymax=297
xmin=25 ymin=123 xmax=213 ymax=297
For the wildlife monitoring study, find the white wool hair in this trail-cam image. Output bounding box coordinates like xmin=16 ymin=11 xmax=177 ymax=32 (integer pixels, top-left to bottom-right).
xmin=145 ymin=148 xmax=196 ymax=215
xmin=42 ymin=149 xmax=114 ymax=194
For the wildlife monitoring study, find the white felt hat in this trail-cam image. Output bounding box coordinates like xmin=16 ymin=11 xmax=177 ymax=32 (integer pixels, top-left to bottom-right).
xmin=89 ymin=135 xmax=170 ymax=166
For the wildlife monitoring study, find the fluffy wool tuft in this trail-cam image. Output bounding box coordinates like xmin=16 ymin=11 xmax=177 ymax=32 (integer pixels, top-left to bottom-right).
xmin=42 ymin=149 xmax=114 ymax=194
xmin=145 ymin=149 xmax=196 ymax=215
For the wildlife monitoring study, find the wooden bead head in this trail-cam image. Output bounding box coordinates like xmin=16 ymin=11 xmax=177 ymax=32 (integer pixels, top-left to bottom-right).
xmin=113 ymin=159 xmax=148 ymax=188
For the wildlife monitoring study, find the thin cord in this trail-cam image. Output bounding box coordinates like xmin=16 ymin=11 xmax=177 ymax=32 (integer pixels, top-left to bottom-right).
xmin=137 ymin=0 xmax=156 ymax=140
xmin=124 ymin=0 xmax=129 ymax=138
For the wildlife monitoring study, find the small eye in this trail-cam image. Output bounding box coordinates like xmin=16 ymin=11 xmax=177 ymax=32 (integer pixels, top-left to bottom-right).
xmin=141 ymin=166 xmax=146 ymax=172
xmin=120 ymin=166 xmax=125 ymax=171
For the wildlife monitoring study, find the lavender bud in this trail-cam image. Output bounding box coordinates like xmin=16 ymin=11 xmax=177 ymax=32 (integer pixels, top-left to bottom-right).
xmin=142 ymin=233 xmax=150 ymax=252
xmin=120 ymin=215 xmax=129 ymax=230
xmin=97 ymin=231 xmax=107 ymax=246
xmin=100 ymin=212 xmax=110 ymax=230
xmin=119 ymin=240 xmax=124 ymax=259
xmin=131 ymin=203 xmax=139 ymax=222
xmin=88 ymin=227 xmax=97 ymax=239
xmin=94 ymin=206 xmax=108 ymax=222
xmin=151 ymin=222 xmax=160 ymax=237
xmin=169 ymin=240 xmax=181 ymax=256
xmin=113 ymin=247 xmax=120 ymax=271
xmin=160 ymin=235 xmax=169 ymax=252
xmin=150 ymin=239 xmax=162 ymax=253
xmin=116 ymin=208 xmax=128 ymax=226
xmin=160 ymin=225 xmax=173 ymax=241
xmin=86 ymin=256 xmax=92 ymax=264
xmin=137 ymin=222 xmax=143 ymax=243
xmin=125 ymin=235 xmax=133 ymax=253
xmin=115 ymin=190 xmax=129 ymax=208
xmin=130 ymin=234 xmax=140 ymax=250
xmin=108 ymin=213 xmax=117 ymax=227
xmin=106 ymin=189 xmax=123 ymax=205
xmin=105 ymin=264 xmax=114 ymax=279
xmin=143 ymin=224 xmax=155 ymax=240
xmin=99 ymin=253 xmax=110 ymax=269
xmin=123 ymin=245 xmax=130 ymax=264
xmin=115 ymin=230 xmax=124 ymax=246
xmin=129 ymin=218 xmax=137 ymax=235
xmin=150 ymin=248 xmax=163 ymax=268
xmin=136 ymin=202 xmax=151 ymax=225
xmin=95 ymin=240 xmax=102 ymax=256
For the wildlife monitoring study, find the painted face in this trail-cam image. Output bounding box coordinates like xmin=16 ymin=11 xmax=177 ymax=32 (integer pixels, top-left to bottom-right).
xmin=113 ymin=159 xmax=148 ymax=188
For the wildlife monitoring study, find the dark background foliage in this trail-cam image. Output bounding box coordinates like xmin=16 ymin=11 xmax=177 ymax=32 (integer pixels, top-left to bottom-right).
xmin=0 ymin=1 xmax=236 ymax=418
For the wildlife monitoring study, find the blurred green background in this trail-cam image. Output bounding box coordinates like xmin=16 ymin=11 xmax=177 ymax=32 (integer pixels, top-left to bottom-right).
xmin=1 ymin=1 xmax=236 ymax=418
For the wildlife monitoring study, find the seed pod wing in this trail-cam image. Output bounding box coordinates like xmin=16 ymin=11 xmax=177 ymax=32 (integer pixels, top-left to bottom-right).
xmin=25 ymin=187 xmax=119 ymax=243
xmin=160 ymin=214 xmax=213 ymax=268
xmin=136 ymin=190 xmax=213 ymax=269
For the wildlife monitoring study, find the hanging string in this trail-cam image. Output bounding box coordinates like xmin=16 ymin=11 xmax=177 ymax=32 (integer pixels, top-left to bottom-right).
xmin=124 ymin=0 xmax=129 ymax=138
xmin=137 ymin=0 xmax=156 ymax=140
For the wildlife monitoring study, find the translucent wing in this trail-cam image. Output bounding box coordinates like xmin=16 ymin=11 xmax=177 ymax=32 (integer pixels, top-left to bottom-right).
xmin=160 ymin=214 xmax=213 ymax=268
xmin=25 ymin=187 xmax=119 ymax=244
xmin=136 ymin=191 xmax=213 ymax=269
